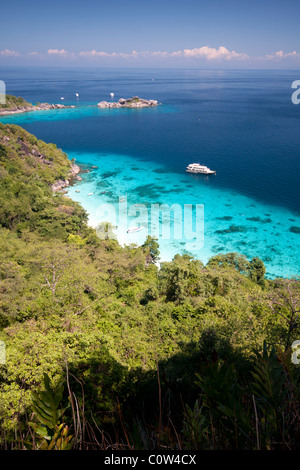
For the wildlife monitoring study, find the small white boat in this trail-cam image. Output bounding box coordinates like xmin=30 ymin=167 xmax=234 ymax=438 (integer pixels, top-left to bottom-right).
xmin=110 ymin=92 xmax=114 ymax=98
xmin=88 ymin=192 xmax=94 ymax=196
xmin=75 ymin=93 xmax=79 ymax=97
xmin=186 ymin=163 xmax=216 ymax=175
xmin=127 ymin=226 xmax=144 ymax=233
xmin=60 ymin=97 xmax=64 ymax=100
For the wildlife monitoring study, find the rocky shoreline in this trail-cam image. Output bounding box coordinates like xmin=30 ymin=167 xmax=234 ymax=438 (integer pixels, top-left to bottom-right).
xmin=51 ymin=163 xmax=81 ymax=192
xmin=97 ymin=96 xmax=159 ymax=109
xmin=0 ymin=102 xmax=75 ymax=116
xmin=0 ymin=97 xmax=159 ymax=115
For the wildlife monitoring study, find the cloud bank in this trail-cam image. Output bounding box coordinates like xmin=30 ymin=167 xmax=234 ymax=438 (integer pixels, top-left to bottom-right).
xmin=78 ymin=46 xmax=249 ymax=61
xmin=0 ymin=47 xmax=299 ymax=65
xmin=47 ymin=49 xmax=75 ymax=58
xmin=264 ymin=50 xmax=300 ymax=60
xmin=182 ymin=46 xmax=249 ymax=60
xmin=0 ymin=49 xmax=20 ymax=57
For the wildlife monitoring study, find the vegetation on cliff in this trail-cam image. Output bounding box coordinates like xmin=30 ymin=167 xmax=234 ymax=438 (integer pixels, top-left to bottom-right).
xmin=0 ymin=122 xmax=299 ymax=450
xmin=0 ymin=95 xmax=32 ymax=110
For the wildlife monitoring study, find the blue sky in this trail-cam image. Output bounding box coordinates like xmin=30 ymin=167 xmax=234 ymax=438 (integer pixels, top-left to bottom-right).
xmin=1 ymin=0 xmax=300 ymax=67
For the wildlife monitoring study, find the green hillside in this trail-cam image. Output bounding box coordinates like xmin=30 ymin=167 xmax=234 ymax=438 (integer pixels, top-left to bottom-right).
xmin=0 ymin=95 xmax=32 ymax=110
xmin=0 ymin=122 xmax=299 ymax=450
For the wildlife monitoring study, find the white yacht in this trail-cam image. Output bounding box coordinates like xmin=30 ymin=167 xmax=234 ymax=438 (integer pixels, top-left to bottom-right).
xmin=186 ymin=163 xmax=216 ymax=175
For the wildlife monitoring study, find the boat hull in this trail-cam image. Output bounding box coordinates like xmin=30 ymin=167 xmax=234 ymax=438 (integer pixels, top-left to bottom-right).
xmin=186 ymin=169 xmax=216 ymax=174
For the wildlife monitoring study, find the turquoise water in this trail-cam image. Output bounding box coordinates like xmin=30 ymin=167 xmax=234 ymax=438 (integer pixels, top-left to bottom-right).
xmin=0 ymin=67 xmax=299 ymax=278
xmin=65 ymin=149 xmax=300 ymax=279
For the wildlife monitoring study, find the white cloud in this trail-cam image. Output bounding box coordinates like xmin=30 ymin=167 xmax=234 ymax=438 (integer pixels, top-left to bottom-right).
xmin=79 ymin=49 xmax=141 ymax=59
xmin=79 ymin=49 xmax=110 ymax=57
xmin=47 ymin=49 xmax=74 ymax=57
xmin=48 ymin=49 xmax=66 ymax=55
xmin=0 ymin=49 xmax=20 ymax=57
xmin=182 ymin=46 xmax=249 ymax=60
xmin=264 ymin=50 xmax=300 ymax=60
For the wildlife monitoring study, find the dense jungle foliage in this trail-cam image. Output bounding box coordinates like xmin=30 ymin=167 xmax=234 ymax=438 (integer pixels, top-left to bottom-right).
xmin=0 ymin=122 xmax=299 ymax=450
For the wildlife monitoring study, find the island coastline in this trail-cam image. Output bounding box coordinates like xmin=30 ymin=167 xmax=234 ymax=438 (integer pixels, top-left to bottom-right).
xmin=0 ymin=102 xmax=75 ymax=116
xmin=51 ymin=163 xmax=82 ymax=192
xmin=97 ymin=96 xmax=160 ymax=109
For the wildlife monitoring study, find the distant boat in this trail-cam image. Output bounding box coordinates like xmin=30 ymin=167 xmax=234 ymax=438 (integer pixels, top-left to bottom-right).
xmin=127 ymin=226 xmax=144 ymax=233
xmin=60 ymin=97 xmax=64 ymax=100
xmin=75 ymin=93 xmax=79 ymax=97
xmin=186 ymin=163 xmax=216 ymax=175
xmin=88 ymin=192 xmax=94 ymax=196
xmin=110 ymin=93 xmax=114 ymax=98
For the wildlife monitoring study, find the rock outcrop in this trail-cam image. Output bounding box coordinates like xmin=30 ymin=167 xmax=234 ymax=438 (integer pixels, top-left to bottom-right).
xmin=51 ymin=163 xmax=81 ymax=192
xmin=97 ymin=96 xmax=159 ymax=109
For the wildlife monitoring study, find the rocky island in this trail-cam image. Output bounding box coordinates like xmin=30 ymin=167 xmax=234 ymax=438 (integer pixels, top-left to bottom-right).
xmin=97 ymin=96 xmax=159 ymax=109
xmin=0 ymin=94 xmax=75 ymax=116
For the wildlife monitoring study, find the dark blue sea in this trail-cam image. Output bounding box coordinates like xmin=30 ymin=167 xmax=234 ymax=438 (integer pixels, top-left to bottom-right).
xmin=0 ymin=66 xmax=299 ymax=278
